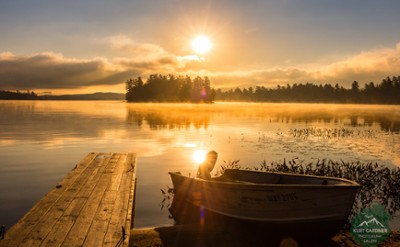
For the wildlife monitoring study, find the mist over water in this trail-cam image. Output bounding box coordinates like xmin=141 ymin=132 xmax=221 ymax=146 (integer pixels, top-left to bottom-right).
xmin=0 ymin=101 xmax=399 ymax=229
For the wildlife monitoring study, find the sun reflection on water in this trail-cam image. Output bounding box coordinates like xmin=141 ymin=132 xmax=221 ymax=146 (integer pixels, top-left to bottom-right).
xmin=193 ymin=150 xmax=207 ymax=164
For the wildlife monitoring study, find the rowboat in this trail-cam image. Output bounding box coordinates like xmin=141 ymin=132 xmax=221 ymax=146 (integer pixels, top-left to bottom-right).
xmin=169 ymin=168 xmax=360 ymax=225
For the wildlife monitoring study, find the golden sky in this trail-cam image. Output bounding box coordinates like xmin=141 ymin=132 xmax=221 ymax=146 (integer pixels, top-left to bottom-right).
xmin=1 ymin=0 xmax=400 ymax=94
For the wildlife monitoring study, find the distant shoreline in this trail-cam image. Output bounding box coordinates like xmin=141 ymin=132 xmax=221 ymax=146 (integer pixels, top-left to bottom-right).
xmin=1 ymin=98 xmax=400 ymax=105
xmin=1 ymin=90 xmax=400 ymax=105
xmin=0 ymin=91 xmax=125 ymax=101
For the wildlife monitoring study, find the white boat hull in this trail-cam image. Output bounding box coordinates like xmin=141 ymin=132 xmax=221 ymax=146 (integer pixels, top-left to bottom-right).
xmin=169 ymin=169 xmax=359 ymax=224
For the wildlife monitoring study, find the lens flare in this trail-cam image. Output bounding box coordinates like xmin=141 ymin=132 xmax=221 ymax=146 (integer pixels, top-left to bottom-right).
xmin=193 ymin=150 xmax=207 ymax=164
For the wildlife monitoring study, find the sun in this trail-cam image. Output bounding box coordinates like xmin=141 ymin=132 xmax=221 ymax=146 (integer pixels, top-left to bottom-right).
xmin=191 ymin=35 xmax=212 ymax=55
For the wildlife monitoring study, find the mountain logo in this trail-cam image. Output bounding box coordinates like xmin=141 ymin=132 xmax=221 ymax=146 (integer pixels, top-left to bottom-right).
xmin=356 ymin=216 xmax=384 ymax=228
xmin=351 ymin=204 xmax=391 ymax=247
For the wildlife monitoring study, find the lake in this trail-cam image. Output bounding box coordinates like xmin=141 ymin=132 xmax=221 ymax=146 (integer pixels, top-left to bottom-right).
xmin=0 ymin=101 xmax=399 ymax=230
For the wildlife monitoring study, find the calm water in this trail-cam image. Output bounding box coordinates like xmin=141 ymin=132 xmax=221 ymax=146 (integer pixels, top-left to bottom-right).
xmin=0 ymin=101 xmax=399 ymax=230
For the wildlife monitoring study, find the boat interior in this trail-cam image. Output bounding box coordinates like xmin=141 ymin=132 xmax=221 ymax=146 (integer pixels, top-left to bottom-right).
xmin=212 ymin=169 xmax=354 ymax=186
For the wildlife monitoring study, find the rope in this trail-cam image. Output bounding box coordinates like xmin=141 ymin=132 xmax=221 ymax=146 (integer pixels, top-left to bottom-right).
xmin=0 ymin=225 xmax=5 ymax=239
xmin=114 ymin=226 xmax=127 ymax=247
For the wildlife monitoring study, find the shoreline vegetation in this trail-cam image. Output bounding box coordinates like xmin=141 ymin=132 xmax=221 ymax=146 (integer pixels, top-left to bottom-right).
xmin=127 ymin=74 xmax=400 ymax=104
xmin=216 ymin=75 xmax=400 ymax=105
xmin=126 ymin=74 xmax=216 ymax=103
xmin=1 ymin=74 xmax=399 ymax=104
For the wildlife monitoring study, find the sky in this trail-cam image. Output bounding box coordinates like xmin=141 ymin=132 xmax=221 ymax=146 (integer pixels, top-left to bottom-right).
xmin=1 ymin=0 xmax=400 ymax=94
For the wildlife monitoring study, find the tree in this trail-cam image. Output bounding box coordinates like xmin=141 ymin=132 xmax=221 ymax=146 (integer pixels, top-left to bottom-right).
xmin=125 ymin=74 xmax=216 ymax=103
xmin=213 ymin=75 xmax=400 ymax=104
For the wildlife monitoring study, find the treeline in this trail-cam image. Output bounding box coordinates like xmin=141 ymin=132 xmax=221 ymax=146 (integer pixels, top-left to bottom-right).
xmin=0 ymin=90 xmax=40 ymax=100
xmin=3 ymin=75 xmax=399 ymax=104
xmin=216 ymin=76 xmax=400 ymax=104
xmin=126 ymin=74 xmax=216 ymax=103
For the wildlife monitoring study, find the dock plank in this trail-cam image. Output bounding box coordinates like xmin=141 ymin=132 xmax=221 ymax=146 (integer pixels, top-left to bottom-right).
xmin=21 ymin=154 xmax=112 ymax=246
xmin=0 ymin=152 xmax=99 ymax=247
xmin=0 ymin=152 xmax=136 ymax=247
xmin=62 ymin=153 xmax=119 ymax=247
xmin=104 ymin=153 xmax=136 ymax=246
xmin=40 ymin=154 xmax=114 ymax=246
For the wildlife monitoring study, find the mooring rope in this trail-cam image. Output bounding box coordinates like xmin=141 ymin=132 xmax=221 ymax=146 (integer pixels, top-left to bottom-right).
xmin=0 ymin=225 xmax=5 ymax=239
xmin=114 ymin=226 xmax=127 ymax=247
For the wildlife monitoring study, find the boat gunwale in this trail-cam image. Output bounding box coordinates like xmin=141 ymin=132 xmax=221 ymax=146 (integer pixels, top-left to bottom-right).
xmin=169 ymin=170 xmax=360 ymax=189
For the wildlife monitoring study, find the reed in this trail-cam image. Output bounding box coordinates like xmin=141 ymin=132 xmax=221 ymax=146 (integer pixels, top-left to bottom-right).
xmin=287 ymin=127 xmax=377 ymax=139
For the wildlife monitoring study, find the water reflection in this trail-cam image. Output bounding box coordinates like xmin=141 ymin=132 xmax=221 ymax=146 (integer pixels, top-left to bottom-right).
xmin=126 ymin=104 xmax=211 ymax=130
xmin=125 ymin=103 xmax=400 ymax=132
xmin=1 ymin=102 xmax=398 ymax=143
xmin=0 ymin=101 xmax=127 ymax=143
xmin=0 ymin=101 xmax=399 ymax=230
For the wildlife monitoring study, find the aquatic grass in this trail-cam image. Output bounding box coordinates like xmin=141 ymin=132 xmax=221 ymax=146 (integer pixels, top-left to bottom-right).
xmin=287 ymin=127 xmax=377 ymax=139
xmin=160 ymin=186 xmax=174 ymax=210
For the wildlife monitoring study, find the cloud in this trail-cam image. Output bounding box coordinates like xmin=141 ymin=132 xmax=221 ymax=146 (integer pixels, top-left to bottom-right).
xmin=315 ymin=42 xmax=400 ymax=85
xmin=0 ymin=52 xmax=136 ymax=91
xmin=108 ymin=35 xmax=204 ymax=74
xmin=1 ymin=39 xmax=399 ymax=93
xmin=210 ymin=42 xmax=400 ymax=89
xmin=109 ymin=35 xmax=203 ymax=70
xmin=0 ymin=50 xmax=199 ymax=93
xmin=0 ymin=35 xmax=197 ymax=92
xmin=209 ymin=68 xmax=312 ymax=89
xmin=109 ymin=35 xmax=168 ymax=61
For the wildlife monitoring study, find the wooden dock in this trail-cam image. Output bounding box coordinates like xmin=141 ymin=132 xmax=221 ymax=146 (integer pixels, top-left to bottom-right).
xmin=0 ymin=152 xmax=136 ymax=247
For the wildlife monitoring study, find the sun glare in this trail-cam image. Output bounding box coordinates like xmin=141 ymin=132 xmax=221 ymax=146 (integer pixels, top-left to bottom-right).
xmin=193 ymin=150 xmax=207 ymax=164
xmin=191 ymin=35 xmax=212 ymax=55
